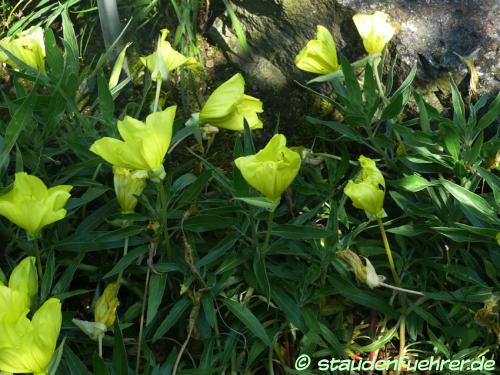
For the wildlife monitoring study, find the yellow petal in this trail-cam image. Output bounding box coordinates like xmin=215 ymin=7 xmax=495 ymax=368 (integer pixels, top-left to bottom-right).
xmin=200 ymin=74 xmax=263 ymax=131
xmin=235 ymin=134 xmax=301 ymax=202
xmin=90 ymin=137 xmax=148 ymax=170
xmin=140 ymin=29 xmax=198 ymax=80
xmin=91 ymin=107 xmax=176 ymax=174
xmin=95 ymin=283 xmax=120 ymax=328
xmin=0 ymin=27 xmax=45 ymax=73
xmin=0 ymin=173 xmax=72 ymax=237
xmin=8 ymin=257 xmax=38 ymax=305
xmin=352 ymin=11 xmax=394 ymax=54
xmin=0 ymin=298 xmax=61 ymax=374
xmin=113 ymin=167 xmax=148 ymax=213
xmin=295 ymin=25 xmax=339 ymax=74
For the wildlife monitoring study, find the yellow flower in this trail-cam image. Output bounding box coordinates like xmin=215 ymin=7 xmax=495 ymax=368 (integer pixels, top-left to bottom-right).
xmin=344 ymin=155 xmax=386 ymax=218
xmin=234 ymin=134 xmax=301 ymax=202
xmin=0 ymin=297 xmax=62 ymax=375
xmin=0 ymin=26 xmax=45 ymax=72
xmin=199 ymin=73 xmax=263 ymax=131
xmin=89 ymin=106 xmax=177 ymax=181
xmin=140 ymin=29 xmax=199 ymax=81
xmin=295 ymin=25 xmax=340 ymax=74
xmin=8 ymin=257 xmax=38 ymax=306
xmin=113 ymin=167 xmax=148 ymax=213
xmin=352 ymin=11 xmax=395 ymax=54
xmin=95 ymin=283 xmax=120 ymax=329
xmin=0 ymin=172 xmax=72 ymax=238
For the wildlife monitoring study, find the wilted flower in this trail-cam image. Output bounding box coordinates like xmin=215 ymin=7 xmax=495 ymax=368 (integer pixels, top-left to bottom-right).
xmin=474 ymin=294 xmax=499 ymax=337
xmin=0 ymin=296 xmax=61 ymax=375
xmin=337 ymin=249 xmax=385 ymax=289
xmin=0 ymin=26 xmax=45 ymax=72
xmin=113 ymin=167 xmax=148 ymax=213
xmin=199 ymin=73 xmax=263 ymax=131
xmin=73 ymin=283 xmax=120 ymax=342
xmin=89 ymin=106 xmax=177 ymax=181
xmin=95 ymin=283 xmax=120 ymax=329
xmin=295 ymin=25 xmax=340 ymax=74
xmin=0 ymin=172 xmax=72 ymax=238
xmin=234 ymin=134 xmax=301 ymax=203
xmin=140 ymin=29 xmax=198 ymax=81
xmin=352 ymin=11 xmax=394 ymax=54
xmin=7 ymin=256 xmax=38 ymax=306
xmin=344 ymin=155 xmax=385 ymax=218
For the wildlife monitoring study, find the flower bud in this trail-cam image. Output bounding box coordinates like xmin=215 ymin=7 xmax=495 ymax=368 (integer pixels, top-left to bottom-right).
xmin=95 ymin=283 xmax=120 ymax=329
xmin=113 ymin=167 xmax=148 ymax=213
xmin=344 ymin=155 xmax=386 ymax=218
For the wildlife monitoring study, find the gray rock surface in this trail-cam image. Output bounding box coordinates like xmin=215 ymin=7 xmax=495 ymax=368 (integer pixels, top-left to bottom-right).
xmin=208 ymin=0 xmax=499 ymax=98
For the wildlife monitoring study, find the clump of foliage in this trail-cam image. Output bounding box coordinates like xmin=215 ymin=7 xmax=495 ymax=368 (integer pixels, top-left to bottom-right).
xmin=0 ymin=3 xmax=498 ymax=375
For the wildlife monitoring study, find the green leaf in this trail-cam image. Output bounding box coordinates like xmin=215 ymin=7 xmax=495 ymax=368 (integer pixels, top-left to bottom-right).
xmin=449 ymin=76 xmax=466 ymax=129
xmin=340 ymin=55 xmax=362 ymax=108
xmin=147 ymin=273 xmax=167 ymax=326
xmin=428 ymin=328 xmax=450 ymax=358
xmin=391 ymin=64 xmax=417 ymax=99
xmin=415 ymin=92 xmax=431 ymax=132
xmin=234 ymin=197 xmax=278 ymax=211
xmin=223 ymin=0 xmax=250 ymax=54
xmin=93 ymin=352 xmax=110 ymax=375
xmin=41 ymin=250 xmax=56 ymax=302
xmin=112 ymin=321 xmax=128 ymax=375
xmin=103 ymin=246 xmax=148 ymax=278
xmin=424 ymin=286 xmax=492 ymax=303
xmin=47 ymin=337 xmax=66 ymax=375
xmin=63 ymin=345 xmax=90 ymax=374
xmin=222 ymin=298 xmax=272 ymax=347
xmin=409 ymin=301 xmax=441 ymax=327
xmin=62 ymin=9 xmax=79 ymax=71
xmin=306 ymin=116 xmax=362 ymax=141
xmin=153 ymin=297 xmax=191 ymax=341
xmin=0 ymin=86 xmax=36 ymax=172
xmin=476 ymin=94 xmax=500 ymax=135
xmin=440 ymin=179 xmax=498 ymax=223
xmin=271 ymin=287 xmax=305 ymax=330
xmin=350 ymin=321 xmax=399 ymax=352
xmin=109 ymin=42 xmax=131 ymax=89
xmin=391 ymin=175 xmax=437 ymax=192
xmin=98 ymin=69 xmax=115 ymax=130
xmin=381 ymin=93 xmax=404 ymax=120
xmin=271 ymin=224 xmax=333 ymax=240
xmin=442 ymin=124 xmax=461 ymax=160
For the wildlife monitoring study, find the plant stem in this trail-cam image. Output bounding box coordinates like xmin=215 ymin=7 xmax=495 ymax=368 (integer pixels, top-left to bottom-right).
xmin=98 ymin=335 xmax=103 ymax=358
xmin=376 ymin=217 xmax=400 ymax=286
xmin=380 ymin=282 xmax=424 ymax=296
xmin=135 ymin=262 xmax=151 ymax=373
xmin=159 ymin=180 xmax=171 ymax=257
xmin=117 ymin=236 xmax=129 ymax=284
xmin=396 ymin=316 xmax=406 ymax=375
xmin=376 ymin=218 xmax=407 ymax=375
xmin=153 ymin=77 xmax=162 ymax=112
xmin=262 ymin=209 xmax=275 ymax=255
xmin=33 ymin=238 xmax=43 ymax=280
xmin=373 ymin=56 xmax=389 ymax=105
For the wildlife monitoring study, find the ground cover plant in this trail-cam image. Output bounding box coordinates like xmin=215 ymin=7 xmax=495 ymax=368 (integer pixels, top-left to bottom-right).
xmin=0 ymin=2 xmax=499 ymax=374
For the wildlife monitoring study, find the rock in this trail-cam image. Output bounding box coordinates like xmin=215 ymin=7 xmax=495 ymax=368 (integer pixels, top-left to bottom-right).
xmin=207 ymin=0 xmax=499 ymax=99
